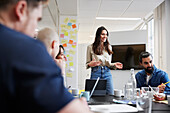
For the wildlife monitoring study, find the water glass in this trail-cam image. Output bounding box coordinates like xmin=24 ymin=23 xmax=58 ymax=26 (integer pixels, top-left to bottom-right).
xmin=124 ymin=83 xmax=133 ymax=100
xmin=141 ymin=87 xmax=149 ymax=97
xmin=151 ymin=87 xmax=159 ymax=94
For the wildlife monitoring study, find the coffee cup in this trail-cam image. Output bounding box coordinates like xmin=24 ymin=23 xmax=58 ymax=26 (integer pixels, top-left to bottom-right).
xmin=79 ymin=91 xmax=90 ymax=101
xmin=72 ymin=88 xmax=79 ymax=96
xmin=114 ymin=89 xmax=122 ymax=97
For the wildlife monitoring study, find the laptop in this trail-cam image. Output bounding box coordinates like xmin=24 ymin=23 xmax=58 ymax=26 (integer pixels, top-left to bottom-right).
xmin=85 ymin=79 xmax=107 ymax=96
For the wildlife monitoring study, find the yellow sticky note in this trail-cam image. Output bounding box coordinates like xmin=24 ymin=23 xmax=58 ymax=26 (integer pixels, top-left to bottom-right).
xmin=69 ymin=56 xmax=73 ymax=61
xmin=69 ymin=62 xmax=74 ymax=66
xmin=72 ymin=45 xmax=76 ymax=48
xmin=61 ymin=29 xmax=67 ymax=33
xmin=66 ymin=25 xmax=71 ymax=30
xmin=74 ymin=29 xmax=78 ymax=34
xmin=64 ymin=32 xmax=68 ymax=36
xmin=64 ymin=18 xmax=69 ymax=23
xmin=70 ymin=35 xmax=76 ymax=40
xmin=70 ymin=19 xmax=76 ymax=23
xmin=66 ymin=73 xmax=73 ymax=77
xmin=67 ymin=55 xmax=69 ymax=57
xmin=69 ymin=49 xmax=75 ymax=55
xmin=61 ymin=39 xmax=68 ymax=44
xmin=69 ymin=31 xmax=74 ymax=35
xmin=61 ymin=24 xmax=67 ymax=28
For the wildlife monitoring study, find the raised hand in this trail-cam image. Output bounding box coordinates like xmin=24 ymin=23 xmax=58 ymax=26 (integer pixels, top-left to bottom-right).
xmin=54 ymin=59 xmax=66 ymax=75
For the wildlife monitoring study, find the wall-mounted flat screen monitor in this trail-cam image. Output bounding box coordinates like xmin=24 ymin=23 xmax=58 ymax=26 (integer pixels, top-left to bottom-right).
xmin=111 ymin=44 xmax=146 ymax=70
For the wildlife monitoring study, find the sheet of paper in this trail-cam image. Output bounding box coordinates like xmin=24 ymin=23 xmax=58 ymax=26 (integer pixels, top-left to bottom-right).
xmin=89 ymin=104 xmax=138 ymax=113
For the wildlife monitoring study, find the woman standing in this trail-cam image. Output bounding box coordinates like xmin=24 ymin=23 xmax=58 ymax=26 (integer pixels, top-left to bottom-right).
xmin=86 ymin=26 xmax=123 ymax=95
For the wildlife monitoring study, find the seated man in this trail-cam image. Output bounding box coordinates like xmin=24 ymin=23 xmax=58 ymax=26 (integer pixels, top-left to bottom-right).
xmin=135 ymin=52 xmax=170 ymax=95
xmin=0 ymin=0 xmax=91 ymax=113
xmin=37 ymin=28 xmax=66 ymax=86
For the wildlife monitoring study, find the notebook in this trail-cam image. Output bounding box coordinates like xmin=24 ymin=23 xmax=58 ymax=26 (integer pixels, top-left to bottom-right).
xmin=85 ymin=79 xmax=107 ymax=96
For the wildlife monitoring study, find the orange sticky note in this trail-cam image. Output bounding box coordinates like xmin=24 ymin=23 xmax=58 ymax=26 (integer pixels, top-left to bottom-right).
xmin=63 ymin=43 xmax=67 ymax=47
xmin=72 ymin=24 xmax=76 ymax=29
xmin=69 ymin=40 xmax=73 ymax=44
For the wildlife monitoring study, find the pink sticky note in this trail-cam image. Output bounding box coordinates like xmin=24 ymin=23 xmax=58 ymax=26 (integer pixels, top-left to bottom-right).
xmin=60 ymin=34 xmax=64 ymax=38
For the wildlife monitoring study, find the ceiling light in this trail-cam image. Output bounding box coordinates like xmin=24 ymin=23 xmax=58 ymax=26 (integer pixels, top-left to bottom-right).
xmin=96 ymin=17 xmax=141 ymax=20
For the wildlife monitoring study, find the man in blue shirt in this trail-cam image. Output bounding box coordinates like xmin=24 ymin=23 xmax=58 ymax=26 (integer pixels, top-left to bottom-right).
xmin=135 ymin=52 xmax=170 ymax=94
xmin=0 ymin=0 xmax=90 ymax=113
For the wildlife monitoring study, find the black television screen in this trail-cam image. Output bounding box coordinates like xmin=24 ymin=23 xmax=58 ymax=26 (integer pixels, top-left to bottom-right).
xmin=111 ymin=44 xmax=146 ymax=70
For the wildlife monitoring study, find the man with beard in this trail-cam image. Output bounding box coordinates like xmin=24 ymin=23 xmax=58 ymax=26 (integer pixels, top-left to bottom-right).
xmin=135 ymin=52 xmax=170 ymax=94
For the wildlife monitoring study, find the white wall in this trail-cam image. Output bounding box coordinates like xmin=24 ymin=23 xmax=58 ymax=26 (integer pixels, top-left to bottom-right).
xmin=109 ymin=30 xmax=147 ymax=90
xmin=78 ymin=30 xmax=148 ymax=90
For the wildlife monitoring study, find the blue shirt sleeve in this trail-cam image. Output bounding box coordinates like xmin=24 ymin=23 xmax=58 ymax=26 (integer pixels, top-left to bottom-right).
xmin=161 ymin=72 xmax=170 ymax=94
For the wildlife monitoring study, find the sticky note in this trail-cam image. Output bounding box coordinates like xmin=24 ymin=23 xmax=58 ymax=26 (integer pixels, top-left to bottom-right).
xmin=72 ymin=45 xmax=76 ymax=48
xmin=74 ymin=29 xmax=78 ymax=34
xmin=61 ymin=39 xmax=68 ymax=44
xmin=66 ymin=25 xmax=71 ymax=30
xmin=69 ymin=49 xmax=75 ymax=55
xmin=64 ymin=32 xmax=68 ymax=36
xmin=69 ymin=31 xmax=74 ymax=35
xmin=60 ymin=34 xmax=64 ymax=38
xmin=69 ymin=56 xmax=73 ymax=61
xmin=73 ymin=42 xmax=77 ymax=45
xmin=70 ymin=19 xmax=76 ymax=23
xmin=72 ymin=24 xmax=76 ymax=29
xmin=70 ymin=35 xmax=76 ymax=40
xmin=63 ymin=43 xmax=67 ymax=47
xmin=68 ymin=23 xmax=72 ymax=26
xmin=64 ymin=17 xmax=69 ymax=23
xmin=61 ymin=24 xmax=67 ymax=28
xmin=66 ymin=73 xmax=73 ymax=77
xmin=67 ymin=55 xmax=69 ymax=57
xmin=61 ymin=29 xmax=67 ymax=33
xmin=69 ymin=40 xmax=73 ymax=44
xmin=69 ymin=62 xmax=74 ymax=66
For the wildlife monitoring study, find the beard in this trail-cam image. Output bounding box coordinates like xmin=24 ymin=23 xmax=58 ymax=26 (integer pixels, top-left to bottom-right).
xmin=145 ymin=66 xmax=154 ymax=74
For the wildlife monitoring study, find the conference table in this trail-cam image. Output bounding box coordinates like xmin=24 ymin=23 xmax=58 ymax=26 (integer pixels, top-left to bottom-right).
xmin=88 ymin=95 xmax=170 ymax=113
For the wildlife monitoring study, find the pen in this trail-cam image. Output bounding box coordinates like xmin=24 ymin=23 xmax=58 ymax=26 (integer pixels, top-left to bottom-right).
xmin=158 ymin=81 xmax=170 ymax=87
xmin=164 ymin=81 xmax=170 ymax=85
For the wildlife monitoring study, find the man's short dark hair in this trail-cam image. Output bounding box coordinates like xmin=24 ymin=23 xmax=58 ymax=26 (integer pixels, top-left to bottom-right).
xmin=0 ymin=0 xmax=48 ymax=10
xmin=139 ymin=51 xmax=153 ymax=63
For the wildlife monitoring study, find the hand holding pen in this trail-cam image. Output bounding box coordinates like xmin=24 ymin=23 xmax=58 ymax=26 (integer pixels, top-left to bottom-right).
xmin=158 ymin=81 xmax=170 ymax=93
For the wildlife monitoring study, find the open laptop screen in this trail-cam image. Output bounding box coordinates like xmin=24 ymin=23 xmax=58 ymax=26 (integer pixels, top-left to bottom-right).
xmin=85 ymin=79 xmax=107 ymax=96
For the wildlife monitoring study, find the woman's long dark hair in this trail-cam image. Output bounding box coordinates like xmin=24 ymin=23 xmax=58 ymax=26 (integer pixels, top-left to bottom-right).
xmin=56 ymin=45 xmax=65 ymax=59
xmin=92 ymin=26 xmax=113 ymax=55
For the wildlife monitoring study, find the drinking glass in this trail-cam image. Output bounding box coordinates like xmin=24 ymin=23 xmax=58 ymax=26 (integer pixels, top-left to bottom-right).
xmin=124 ymin=83 xmax=133 ymax=100
xmin=134 ymin=88 xmax=143 ymax=111
xmin=151 ymin=87 xmax=159 ymax=94
xmin=141 ymin=87 xmax=149 ymax=97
